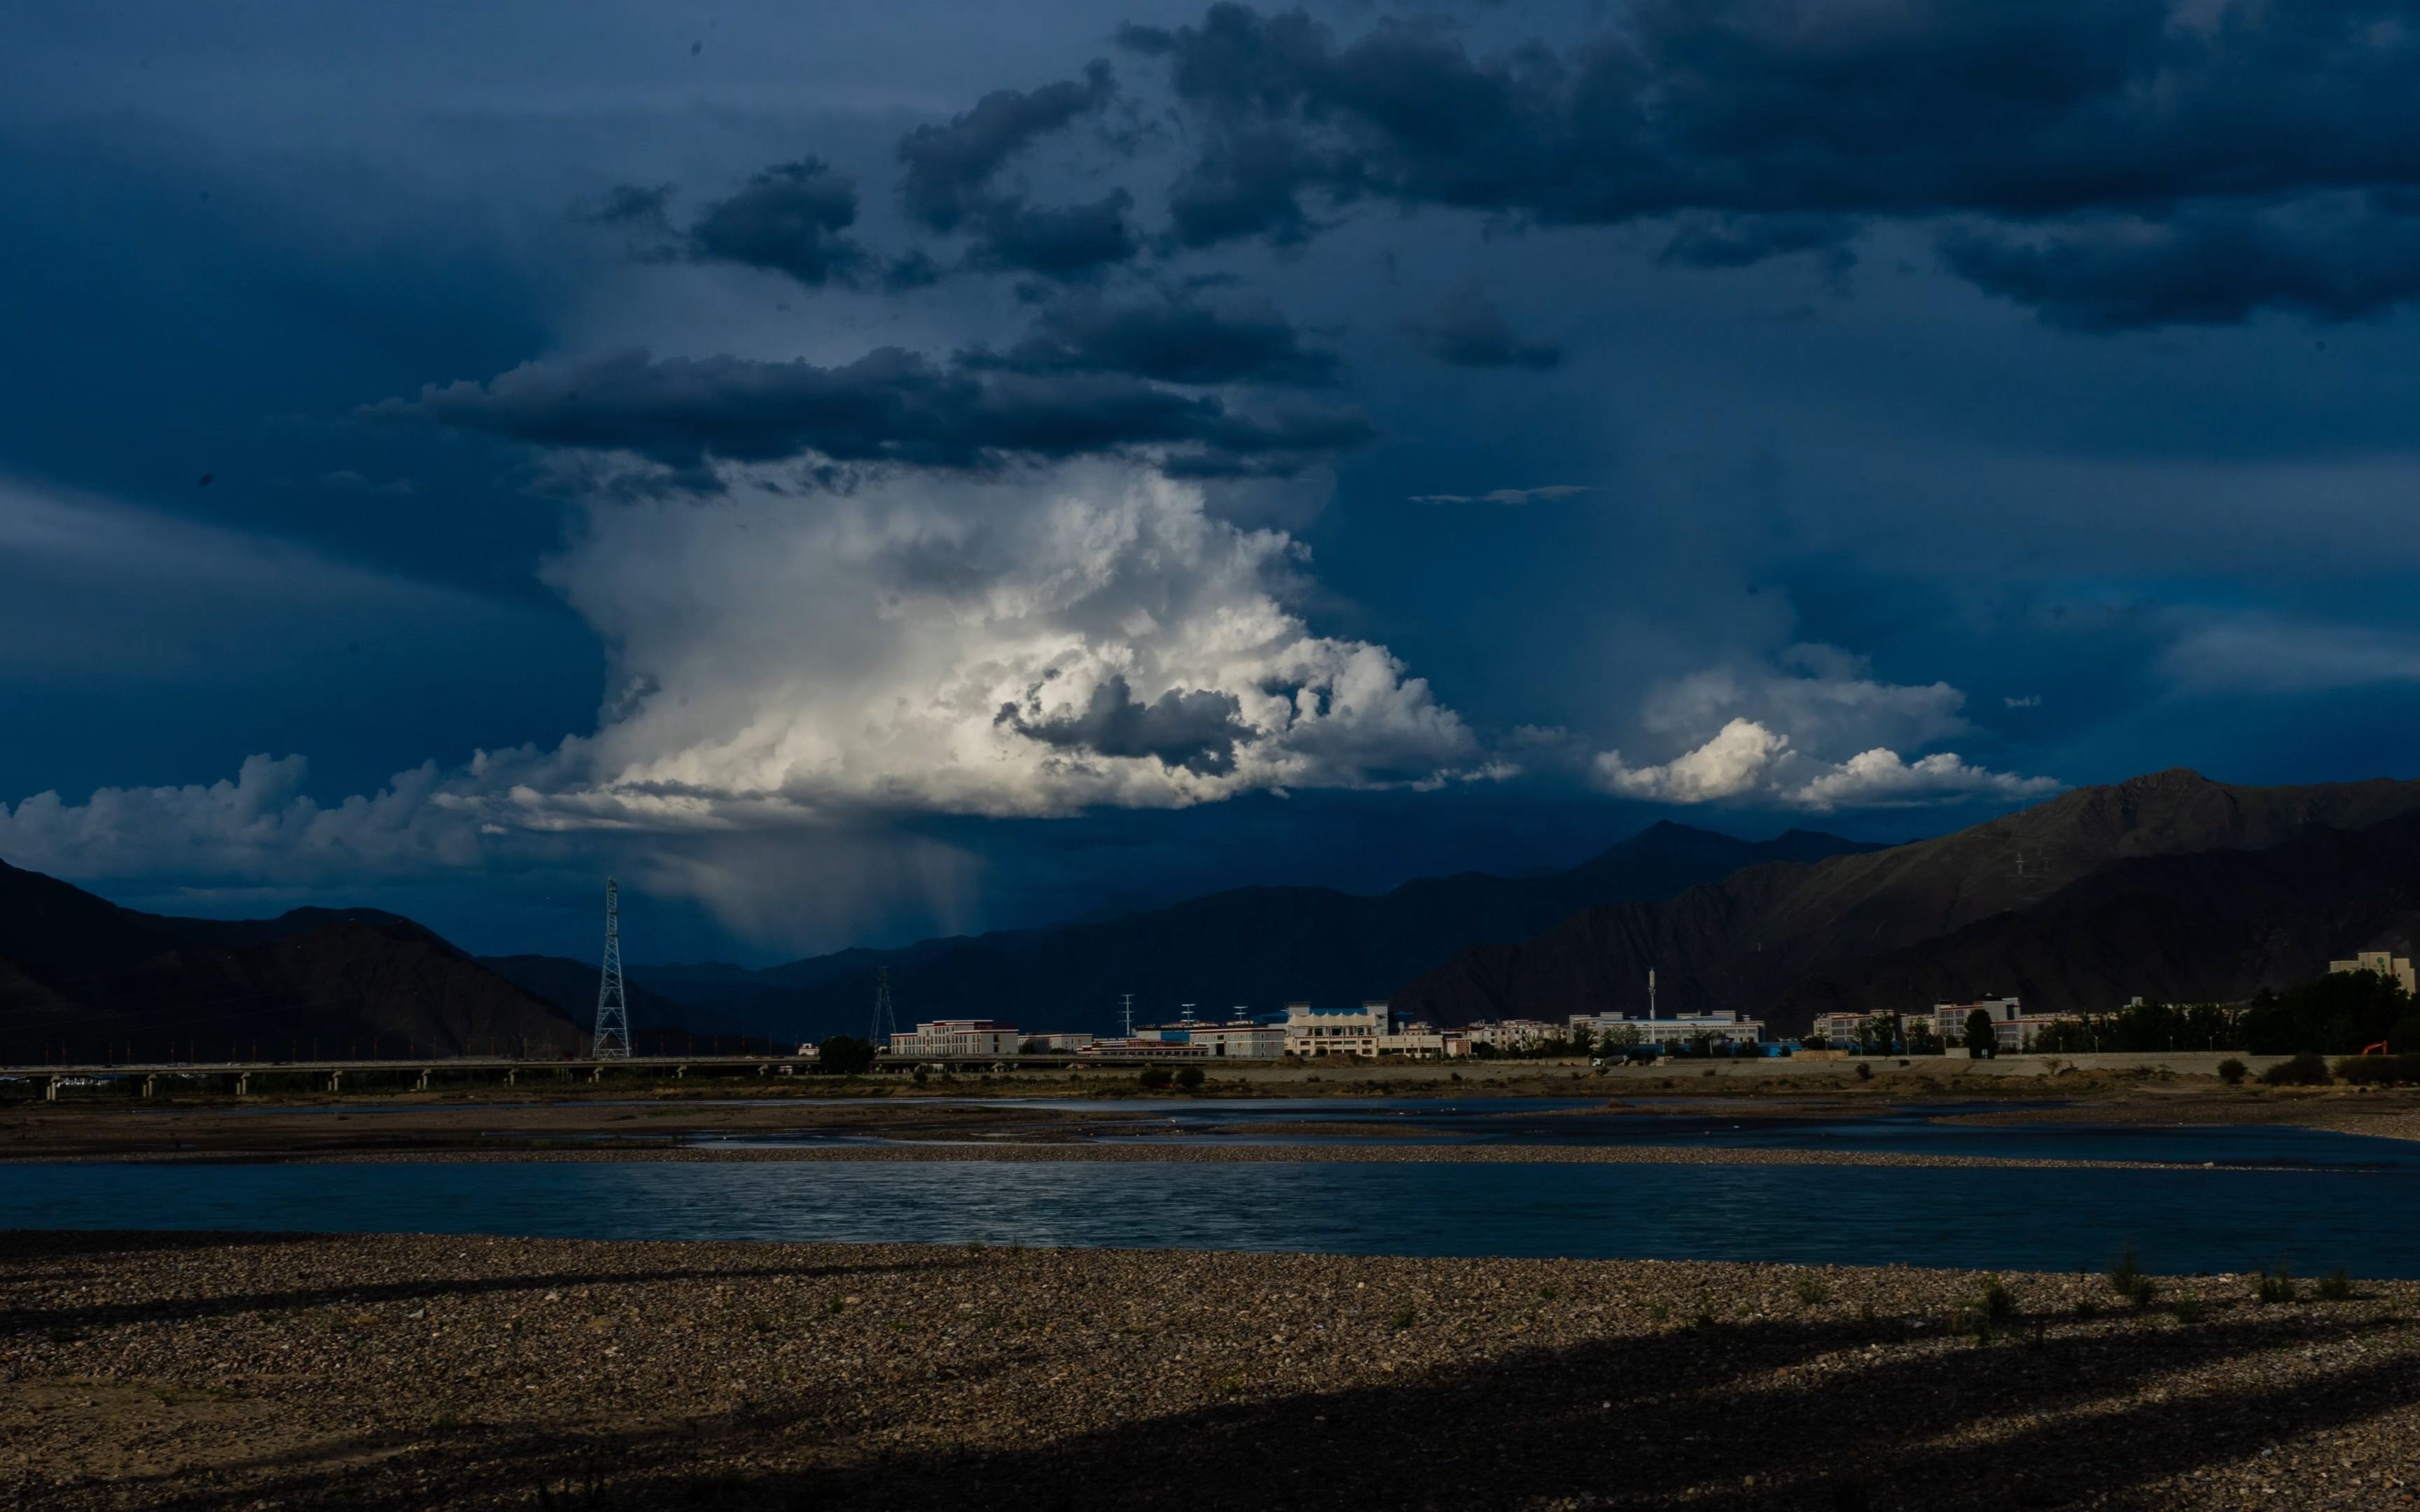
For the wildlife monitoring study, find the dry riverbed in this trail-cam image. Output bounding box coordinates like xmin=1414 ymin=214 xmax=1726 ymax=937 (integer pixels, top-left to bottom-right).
xmin=4 ymin=1231 xmax=2416 ymax=1511
xmin=5 ymin=1074 xmax=2419 ymax=1166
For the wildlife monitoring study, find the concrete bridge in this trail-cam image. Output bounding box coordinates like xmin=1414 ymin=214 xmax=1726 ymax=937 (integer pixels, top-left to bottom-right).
xmin=0 ymin=1051 xmax=1150 ymax=1100
xmin=2 ymin=1054 xmax=826 ymax=1101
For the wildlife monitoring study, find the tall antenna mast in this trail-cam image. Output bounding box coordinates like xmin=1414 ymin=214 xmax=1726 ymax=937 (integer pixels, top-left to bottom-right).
xmin=1648 ymin=968 xmax=1657 ymax=1021
xmin=1121 ymin=993 xmax=1135 ymax=1037
xmin=592 ymin=878 xmax=632 ymax=1059
xmin=870 ymin=967 xmax=898 ymax=1046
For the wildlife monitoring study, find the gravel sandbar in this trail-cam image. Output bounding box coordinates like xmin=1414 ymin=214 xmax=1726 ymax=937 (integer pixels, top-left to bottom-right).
xmin=4 ymin=1231 xmax=2417 ymax=1509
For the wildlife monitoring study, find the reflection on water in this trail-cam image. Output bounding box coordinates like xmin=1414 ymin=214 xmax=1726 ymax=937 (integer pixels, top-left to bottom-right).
xmin=709 ymin=1096 xmax=2420 ymax=1172
xmin=5 ymin=1155 xmax=2417 ymax=1277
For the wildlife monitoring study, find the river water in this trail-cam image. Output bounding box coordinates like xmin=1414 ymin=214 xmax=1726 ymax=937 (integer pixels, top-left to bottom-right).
xmin=5 ymin=1100 xmax=2414 ymax=1275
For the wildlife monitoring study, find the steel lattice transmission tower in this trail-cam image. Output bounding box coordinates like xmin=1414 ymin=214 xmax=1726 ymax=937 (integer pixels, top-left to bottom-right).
xmin=869 ymin=967 xmax=898 ymax=1048
xmin=592 ymin=877 xmax=632 ymax=1059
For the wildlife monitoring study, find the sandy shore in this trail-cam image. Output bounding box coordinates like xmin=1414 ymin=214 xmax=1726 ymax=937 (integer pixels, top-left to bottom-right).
xmin=4 ymin=1231 xmax=2416 ymax=1510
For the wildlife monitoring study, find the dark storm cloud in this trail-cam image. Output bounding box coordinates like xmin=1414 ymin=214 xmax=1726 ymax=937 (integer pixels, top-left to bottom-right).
xmin=1405 ymin=285 xmax=1561 ymax=370
xmin=1942 ymin=194 xmax=2420 ymax=330
xmin=996 ymin=673 xmax=1253 ymax=776
xmin=890 ymin=60 xmax=1139 ymax=281
xmin=966 ymin=290 xmax=1340 ymax=386
xmin=1658 ymin=214 xmax=1860 ymax=274
xmin=1116 ymin=1 xmax=2420 ymax=323
xmin=959 ymin=190 xmax=1139 ymax=279
xmin=368 ymin=347 xmax=1371 ymax=475
xmin=898 ymin=61 xmax=1118 ymax=232
xmin=578 ymin=182 xmax=676 ymax=232
xmin=684 ymin=158 xmax=868 ymax=288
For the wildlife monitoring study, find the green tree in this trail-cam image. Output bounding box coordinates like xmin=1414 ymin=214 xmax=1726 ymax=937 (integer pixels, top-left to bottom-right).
xmin=1963 ymin=1009 xmax=1996 ymax=1059
xmin=1859 ymin=1011 xmax=1904 ymax=1056
xmin=816 ymin=1035 xmax=878 ymax=1075
xmin=2241 ymin=970 xmax=2409 ymax=1056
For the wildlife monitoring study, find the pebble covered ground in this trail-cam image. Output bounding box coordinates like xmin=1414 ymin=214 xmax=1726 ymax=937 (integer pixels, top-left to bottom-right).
xmin=4 ymin=1231 xmax=2417 ymax=1511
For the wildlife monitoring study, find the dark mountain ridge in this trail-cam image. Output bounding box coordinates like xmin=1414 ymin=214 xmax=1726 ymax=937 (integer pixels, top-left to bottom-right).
xmin=1396 ymin=769 xmax=2420 ymax=1034
xmin=735 ymin=822 xmax=1881 ymax=1040
xmin=482 ymin=823 xmax=1882 ymax=1042
xmin=1770 ymin=811 xmax=2420 ymax=1023
xmin=0 ymin=857 xmax=584 ymax=1062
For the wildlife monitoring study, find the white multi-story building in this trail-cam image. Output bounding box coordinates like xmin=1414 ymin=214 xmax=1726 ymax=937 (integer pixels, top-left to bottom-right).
xmin=1807 ymin=1011 xmax=1873 ymax=1044
xmin=1282 ymin=1001 xmax=1389 ymax=1056
xmin=889 ymin=1019 xmax=1021 ymax=1058
xmin=2331 ymin=950 xmax=2417 ymax=995
xmin=1923 ymin=997 xmax=2024 ymax=1041
xmin=1274 ymin=1002 xmax=1472 ymax=1058
xmin=1570 ymin=1010 xmax=1762 ymax=1048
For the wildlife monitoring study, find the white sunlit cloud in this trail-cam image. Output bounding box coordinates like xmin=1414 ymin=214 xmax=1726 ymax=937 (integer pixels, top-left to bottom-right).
xmin=1592 ymin=648 xmax=2061 ymax=811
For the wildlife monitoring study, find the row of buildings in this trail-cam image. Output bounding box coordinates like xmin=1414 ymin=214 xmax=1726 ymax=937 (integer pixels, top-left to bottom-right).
xmin=882 ymin=1002 xmax=1774 ymax=1061
xmin=883 ymin=997 xmax=2091 ymax=1059
xmin=869 ymin=949 xmax=2419 ymax=1063
xmin=1807 ymin=995 xmax=2048 ymax=1052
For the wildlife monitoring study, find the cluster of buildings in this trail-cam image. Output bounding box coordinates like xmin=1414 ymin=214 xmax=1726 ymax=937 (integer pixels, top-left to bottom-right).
xmin=882 ymin=1002 xmax=1781 ymax=1063
xmin=862 ymin=951 xmax=2419 ymax=1065
xmin=1810 ymin=995 xmax=2055 ymax=1052
xmin=886 ymin=1004 xmax=1456 ymax=1061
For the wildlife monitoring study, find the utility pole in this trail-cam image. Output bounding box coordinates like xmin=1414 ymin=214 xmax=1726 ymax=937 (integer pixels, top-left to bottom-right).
xmin=593 ymin=878 xmax=632 ymax=1059
xmin=870 ymin=967 xmax=898 ymax=1048
xmin=1648 ymin=969 xmax=1657 ymax=1021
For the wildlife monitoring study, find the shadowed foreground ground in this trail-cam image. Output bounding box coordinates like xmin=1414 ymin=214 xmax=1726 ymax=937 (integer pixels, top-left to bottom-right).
xmin=3 ymin=1231 xmax=2416 ymax=1509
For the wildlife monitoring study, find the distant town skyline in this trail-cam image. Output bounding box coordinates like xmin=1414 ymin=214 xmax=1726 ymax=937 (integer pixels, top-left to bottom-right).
xmin=6 ymin=2 xmax=2420 ymax=962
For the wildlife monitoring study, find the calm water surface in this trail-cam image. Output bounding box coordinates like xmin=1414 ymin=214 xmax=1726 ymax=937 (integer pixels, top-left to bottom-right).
xmin=7 ymin=1098 xmax=2419 ymax=1275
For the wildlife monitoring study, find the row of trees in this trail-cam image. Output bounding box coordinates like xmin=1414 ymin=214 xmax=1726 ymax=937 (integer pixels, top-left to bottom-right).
xmin=2008 ymin=968 xmax=2417 ymax=1057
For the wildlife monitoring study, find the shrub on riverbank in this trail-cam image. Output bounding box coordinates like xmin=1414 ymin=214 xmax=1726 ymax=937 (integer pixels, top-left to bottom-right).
xmin=2261 ymin=1054 xmax=2330 ymax=1086
xmin=2216 ymin=1058 xmax=2247 ymax=1085
xmin=2333 ymin=1053 xmax=2420 ymax=1084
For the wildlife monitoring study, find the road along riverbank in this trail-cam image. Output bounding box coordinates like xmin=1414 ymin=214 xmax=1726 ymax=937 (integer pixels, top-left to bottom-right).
xmin=4 ymin=1231 xmax=2415 ymax=1510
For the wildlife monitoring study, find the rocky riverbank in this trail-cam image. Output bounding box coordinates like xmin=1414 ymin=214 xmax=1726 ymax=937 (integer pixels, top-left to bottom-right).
xmin=4 ymin=1231 xmax=2415 ymax=1510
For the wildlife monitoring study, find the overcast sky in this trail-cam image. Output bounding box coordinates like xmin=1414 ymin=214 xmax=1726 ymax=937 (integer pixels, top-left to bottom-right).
xmin=6 ymin=1 xmax=2420 ymax=962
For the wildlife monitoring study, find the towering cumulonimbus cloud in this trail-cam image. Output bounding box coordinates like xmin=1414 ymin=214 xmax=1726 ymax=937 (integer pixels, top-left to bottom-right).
xmin=539 ymin=463 xmax=1490 ymax=822
xmin=1 ymin=465 xmax=1494 ymax=886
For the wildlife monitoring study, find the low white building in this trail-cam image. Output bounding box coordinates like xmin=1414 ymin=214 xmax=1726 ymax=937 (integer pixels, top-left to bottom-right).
xmin=1022 ymin=1032 xmax=1096 ymax=1052
xmin=1462 ymin=1019 xmax=1564 ymax=1051
xmin=1140 ymin=1020 xmax=1287 ymax=1058
xmin=1082 ymin=1036 xmax=1211 ymax=1059
xmin=1570 ymin=1010 xmax=1763 ymax=1048
xmin=889 ymin=1019 xmax=1020 ymax=1058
